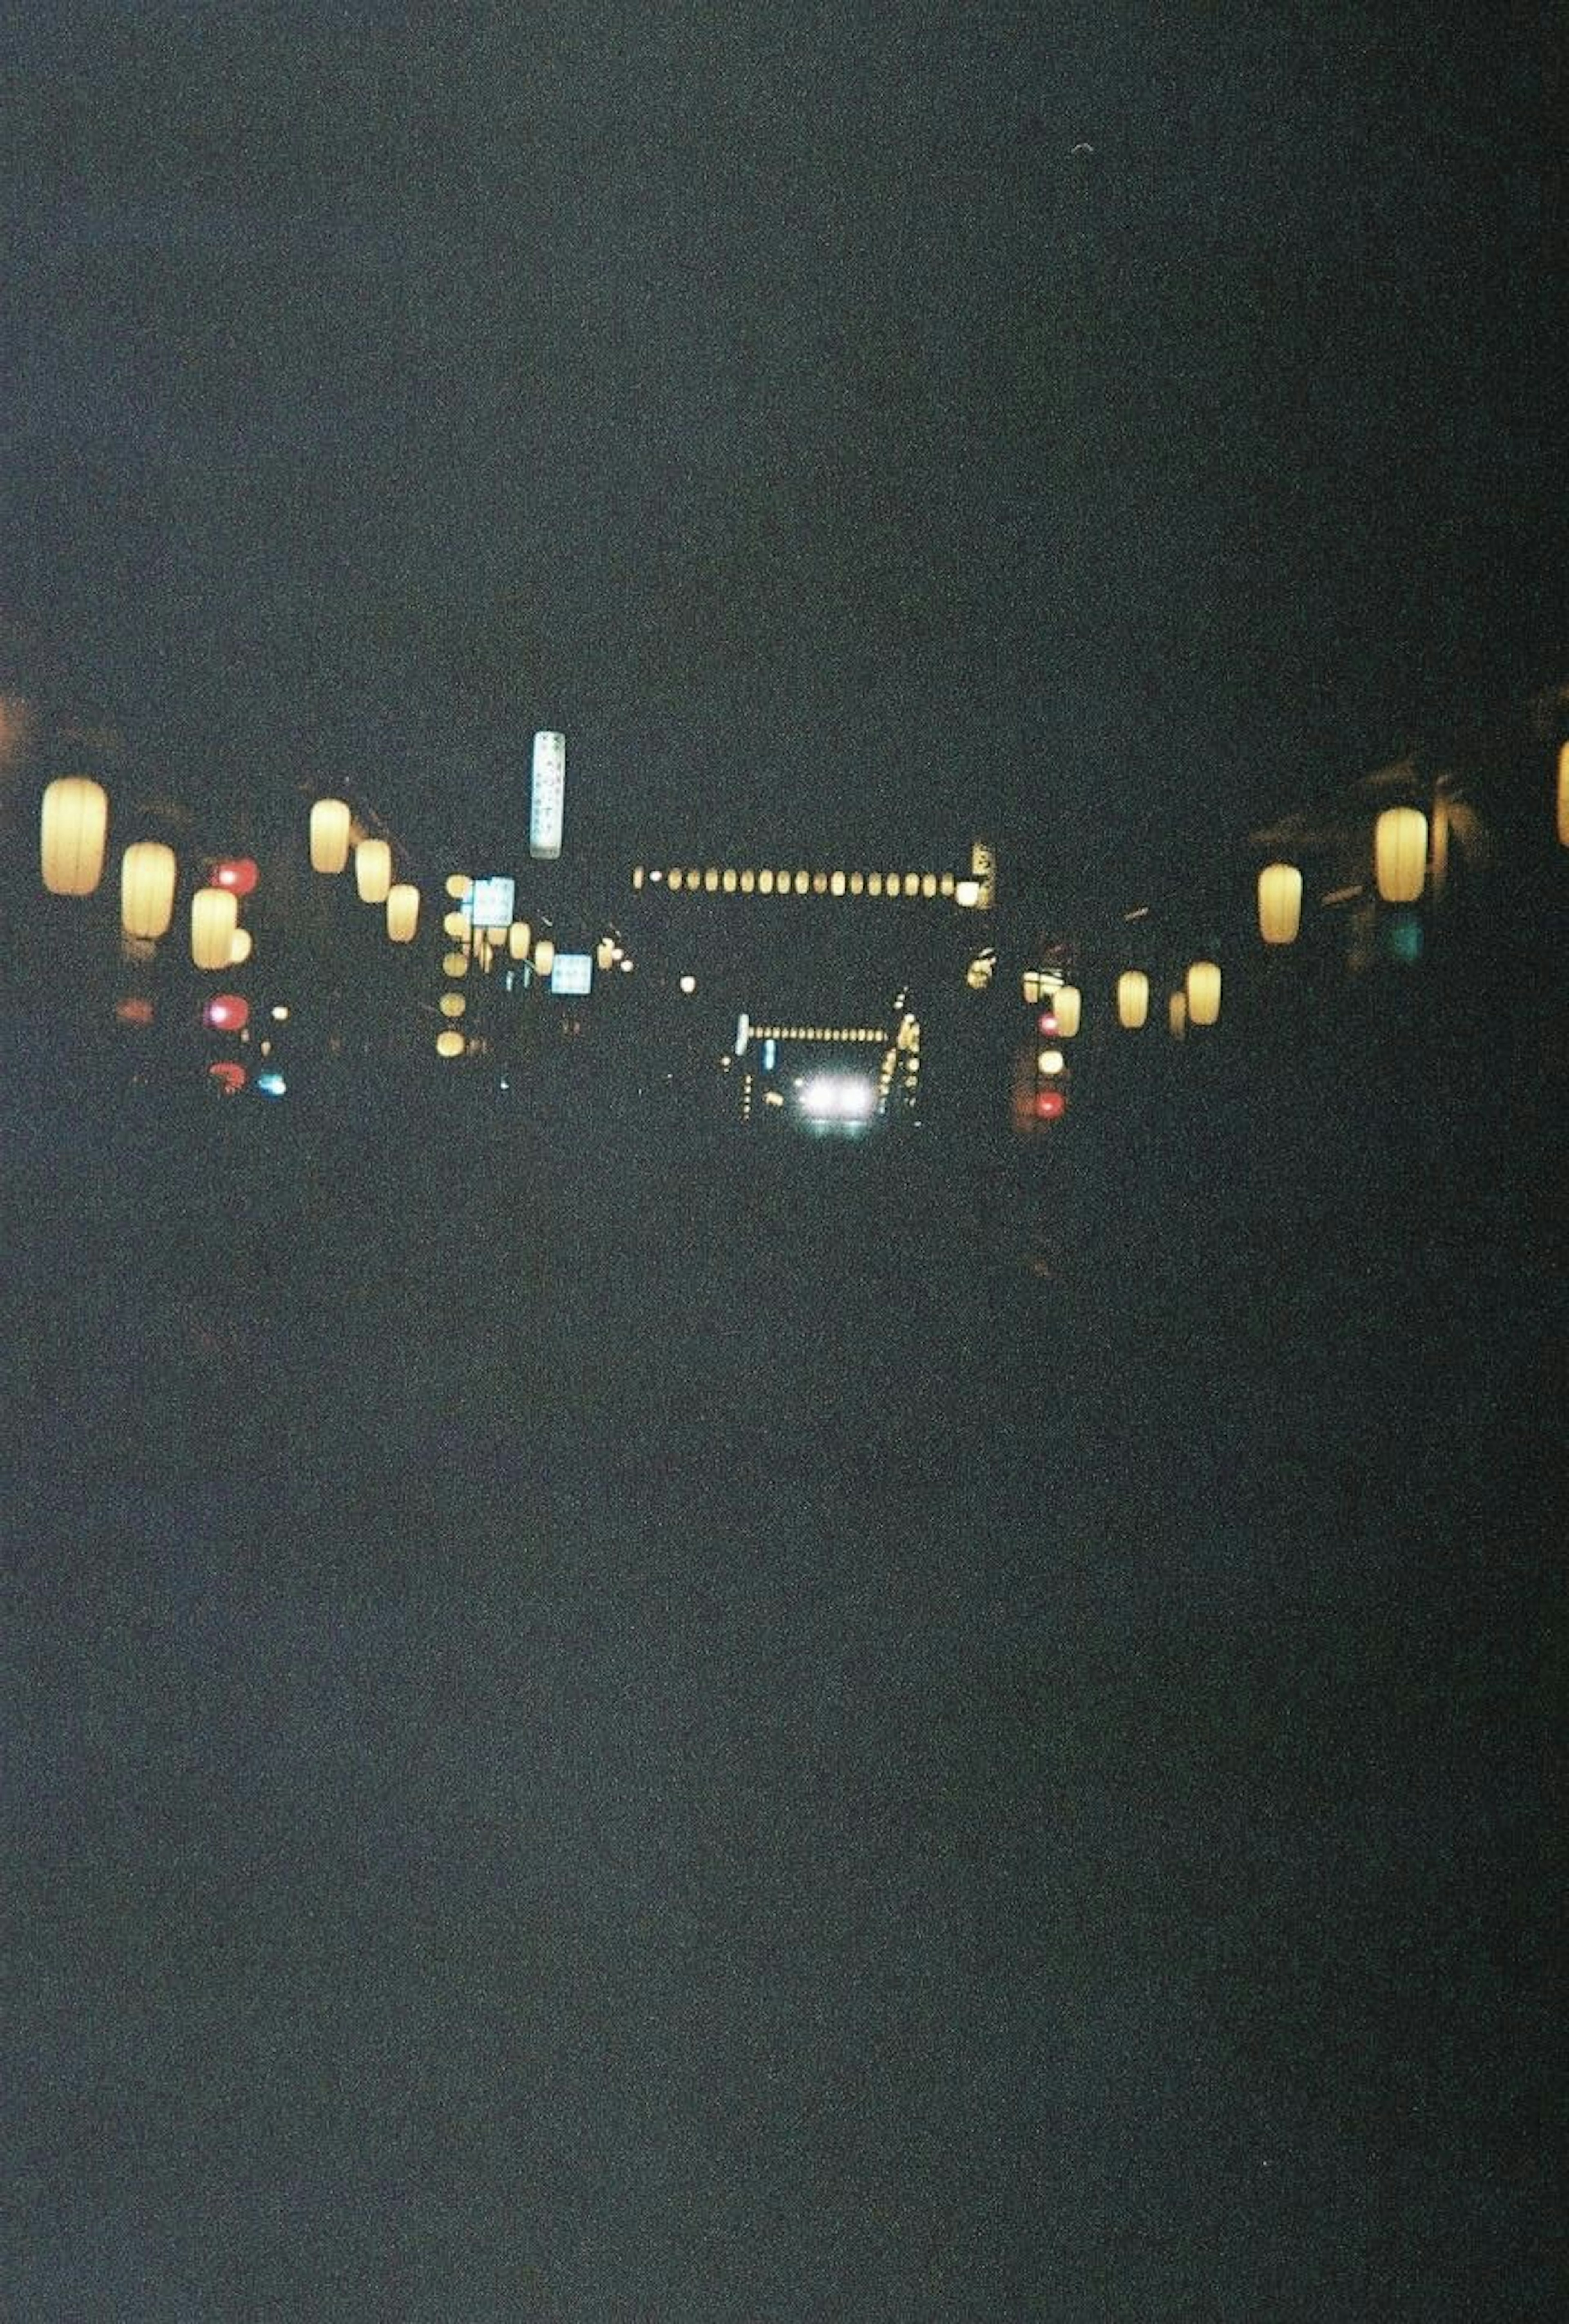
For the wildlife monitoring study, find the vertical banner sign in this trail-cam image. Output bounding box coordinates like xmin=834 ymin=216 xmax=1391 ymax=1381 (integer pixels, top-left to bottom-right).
xmin=530 ymin=732 xmax=566 ymax=860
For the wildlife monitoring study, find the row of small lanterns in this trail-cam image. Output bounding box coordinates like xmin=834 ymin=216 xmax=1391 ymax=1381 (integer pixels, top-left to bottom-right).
xmin=41 ymin=777 xmax=259 ymax=967
xmin=309 ymin=797 xmax=421 ymax=941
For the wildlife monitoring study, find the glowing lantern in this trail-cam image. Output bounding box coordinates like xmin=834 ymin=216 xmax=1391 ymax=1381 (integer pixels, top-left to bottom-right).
xmin=1054 ymin=985 xmax=1082 ymax=1037
xmin=443 ymin=951 xmax=469 ymax=976
xmin=120 ymin=841 xmax=177 ymax=939
xmin=830 ymin=870 xmax=846 ymax=896
xmin=386 ymin=883 xmax=420 ymax=942
xmin=678 ymin=974 xmax=697 ymax=995
xmin=1186 ymin=960 xmax=1221 ymax=1026
xmin=229 ymin=928 xmax=253 ymax=965
xmin=740 ymin=870 xmax=755 ymax=893
xmin=442 ymin=909 xmax=469 ymax=940
xmin=309 ymin=798 xmax=351 ymax=874
xmin=191 ymin=886 xmax=239 ymax=969
xmin=794 ymin=869 xmax=809 ymax=895
xmin=811 ymin=871 xmax=827 ymax=894
xmin=534 ymin=938 xmax=556 ymax=977
xmin=1034 ymin=1088 xmax=1066 ymax=1120
xmin=595 ymin=937 xmax=615 ymax=971
xmin=204 ymin=993 xmax=249 ymax=1031
xmin=1038 ymin=1049 xmax=1065 ymax=1075
xmin=955 ymin=878 xmax=981 ymax=906
xmin=355 ymin=838 xmax=392 ymax=903
xmin=208 ymin=1061 xmax=246 ymax=1096
xmin=1558 ymin=742 xmax=1569 ymax=847
xmin=704 ymin=867 xmax=720 ymax=892
xmin=722 ymin=868 xmax=737 ymax=893
xmin=1117 ymin=971 xmax=1149 ymax=1029
xmin=435 ymin=1029 xmax=465 ymax=1058
xmin=212 ymin=857 xmax=258 ymax=897
xmin=1169 ymin=991 xmax=1187 ymax=1040
xmin=444 ymin=873 xmax=473 ymax=899
xmin=1257 ymin=862 xmax=1303 ymax=945
xmin=921 ymin=873 xmax=937 ymax=898
xmin=1375 ymin=806 xmax=1427 ymax=904
xmin=439 ymin=992 xmax=466 ymax=1018
xmin=849 ymin=872 xmax=865 ymax=895
xmin=41 ymin=777 xmax=109 ymax=895
xmin=508 ymin=921 xmax=532 ymax=960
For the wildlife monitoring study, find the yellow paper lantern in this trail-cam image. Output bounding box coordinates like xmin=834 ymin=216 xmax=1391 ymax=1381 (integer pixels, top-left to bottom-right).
xmin=921 ymin=873 xmax=937 ymax=898
xmin=740 ymin=869 xmax=755 ymax=893
xmin=191 ymin=886 xmax=239 ymax=970
xmin=704 ymin=867 xmax=720 ymax=892
xmin=439 ymin=992 xmax=466 ymax=1018
xmin=444 ymin=873 xmax=472 ymax=899
xmin=443 ymin=951 xmax=469 ymax=976
xmin=1374 ymin=806 xmax=1427 ymax=904
xmin=309 ymin=798 xmax=351 ymax=875
xmin=435 ymin=1029 xmax=466 ymax=1058
xmin=1169 ymin=991 xmax=1187 ymax=1040
xmin=1186 ymin=960 xmax=1221 ymax=1026
xmin=442 ymin=909 xmax=469 ymax=940
xmin=722 ymin=868 xmax=737 ymax=893
xmin=849 ymin=872 xmax=865 ymax=895
xmin=830 ymin=870 xmax=846 ymax=896
xmin=229 ymin=927 xmax=253 ymax=966
xmin=1556 ymin=742 xmax=1569 ymax=847
xmin=534 ymin=938 xmax=556 ymax=977
xmin=355 ymin=837 xmax=392 ymax=904
xmin=811 ymin=870 xmax=827 ymax=894
xmin=1117 ymin=971 xmax=1149 ymax=1029
xmin=1054 ymin=985 xmax=1081 ymax=1037
xmin=41 ymin=777 xmax=109 ymax=896
xmin=508 ymin=920 xmax=532 ymax=960
xmin=793 ymin=869 xmax=809 ymax=894
xmin=386 ymin=883 xmax=419 ymax=942
xmin=120 ymin=841 xmax=177 ymax=939
xmin=1037 ymin=1049 xmax=1065 ymax=1075
xmin=1257 ymin=862 xmax=1303 ymax=945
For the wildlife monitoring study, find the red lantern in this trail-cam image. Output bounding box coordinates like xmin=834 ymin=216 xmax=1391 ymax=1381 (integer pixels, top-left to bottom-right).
xmin=208 ymin=1061 xmax=246 ymax=1096
xmin=1033 ymin=1088 xmax=1066 ymax=1120
xmin=203 ymin=994 xmax=250 ymax=1032
xmin=1037 ymin=1012 xmax=1058 ymax=1036
xmin=212 ymin=857 xmax=259 ymax=897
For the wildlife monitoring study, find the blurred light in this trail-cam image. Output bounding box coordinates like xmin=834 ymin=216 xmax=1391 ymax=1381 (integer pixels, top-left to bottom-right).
xmin=443 ymin=950 xmax=469 ymax=976
xmin=798 ymin=1074 xmax=877 ymax=1122
xmin=310 ymin=799 xmax=351 ymax=874
xmin=1033 ymin=1088 xmax=1065 ymax=1119
xmin=1375 ymin=806 xmax=1427 ymax=904
xmin=208 ymin=1061 xmax=246 ymax=1096
xmin=678 ymin=974 xmax=697 ymax=995
xmin=444 ymin=873 xmax=473 ymax=899
xmin=1186 ymin=960 xmax=1221 ymax=1025
xmin=204 ymin=994 xmax=249 ymax=1031
xmin=114 ymin=996 xmax=154 ymax=1027
xmin=1258 ymin=862 xmax=1303 ymax=945
xmin=1037 ymin=1049 xmax=1065 ymax=1075
xmin=41 ymin=777 xmax=109 ymax=896
xmin=1557 ymin=741 xmax=1569 ymax=847
xmin=1037 ymin=1011 xmax=1058 ymax=1036
xmin=270 ymin=1004 xmax=289 ymax=1020
xmin=212 ymin=857 xmax=259 ymax=897
xmin=1054 ymin=985 xmax=1082 ymax=1038
xmin=120 ymin=841 xmax=178 ymax=940
xmin=386 ymin=882 xmax=420 ymax=942
xmin=255 ymin=1072 xmax=287 ymax=1098
xmin=1383 ymin=910 xmax=1424 ymax=963
xmin=1169 ymin=991 xmax=1188 ymax=1040
xmin=439 ymin=993 xmax=466 ymax=1018
xmin=1117 ymin=971 xmax=1149 ymax=1029
xmin=954 ymin=878 xmax=980 ymax=907
xmin=192 ymin=886 xmax=239 ymax=969
xmin=435 ymin=1030 xmax=466 ymax=1058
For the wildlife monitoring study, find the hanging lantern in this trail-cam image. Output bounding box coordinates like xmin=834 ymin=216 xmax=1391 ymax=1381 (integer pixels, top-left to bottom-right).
xmin=309 ymin=798 xmax=351 ymax=874
xmin=355 ymin=838 xmax=392 ymax=903
xmin=1033 ymin=1088 xmax=1066 ymax=1120
xmin=1037 ymin=1049 xmax=1065 ymax=1075
xmin=442 ymin=909 xmax=469 ymax=940
xmin=508 ymin=921 xmax=532 ymax=960
xmin=191 ymin=886 xmax=239 ymax=969
xmin=595 ymin=937 xmax=615 ymax=971
xmin=212 ymin=857 xmax=259 ymax=898
xmin=1169 ymin=991 xmax=1188 ymax=1040
xmin=386 ymin=883 xmax=419 ymax=942
xmin=204 ymin=993 xmax=250 ymax=1032
xmin=1117 ymin=971 xmax=1149 ymax=1029
xmin=229 ymin=927 xmax=253 ymax=965
xmin=534 ymin=937 xmax=556 ymax=977
xmin=1186 ymin=960 xmax=1221 ymax=1026
xmin=438 ymin=992 xmax=466 ymax=1019
xmin=444 ymin=873 xmax=473 ymax=900
xmin=1556 ymin=741 xmax=1569 ymax=847
xmin=435 ymin=1029 xmax=466 ymax=1058
xmin=1375 ymin=806 xmax=1427 ymax=904
xmin=1257 ymin=862 xmax=1303 ymax=945
xmin=41 ymin=777 xmax=109 ymax=895
xmin=1054 ymin=985 xmax=1081 ymax=1037
xmin=120 ymin=840 xmax=177 ymax=939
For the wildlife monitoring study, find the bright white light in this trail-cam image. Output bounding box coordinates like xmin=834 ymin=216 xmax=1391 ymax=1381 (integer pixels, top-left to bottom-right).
xmin=255 ymin=1072 xmax=287 ymax=1098
xmin=798 ymin=1074 xmax=877 ymax=1122
xmin=678 ymin=974 xmax=697 ymax=995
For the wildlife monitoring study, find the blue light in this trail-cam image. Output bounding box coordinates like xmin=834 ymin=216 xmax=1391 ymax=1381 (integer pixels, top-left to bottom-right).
xmin=762 ymin=1038 xmax=777 ymax=1071
xmin=255 ymin=1072 xmax=287 ymax=1098
xmin=1383 ymin=911 xmax=1423 ymax=964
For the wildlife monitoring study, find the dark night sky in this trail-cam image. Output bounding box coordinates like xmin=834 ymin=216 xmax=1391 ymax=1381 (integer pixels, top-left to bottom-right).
xmin=4 ymin=3 xmax=1563 ymax=908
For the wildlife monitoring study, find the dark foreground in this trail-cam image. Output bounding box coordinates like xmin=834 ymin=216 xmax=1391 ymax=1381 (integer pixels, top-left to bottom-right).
xmin=3 ymin=1087 xmax=1562 ymax=2320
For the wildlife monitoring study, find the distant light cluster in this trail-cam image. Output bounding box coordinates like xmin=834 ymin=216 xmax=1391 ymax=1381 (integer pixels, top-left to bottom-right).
xmin=630 ymin=864 xmax=983 ymax=905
